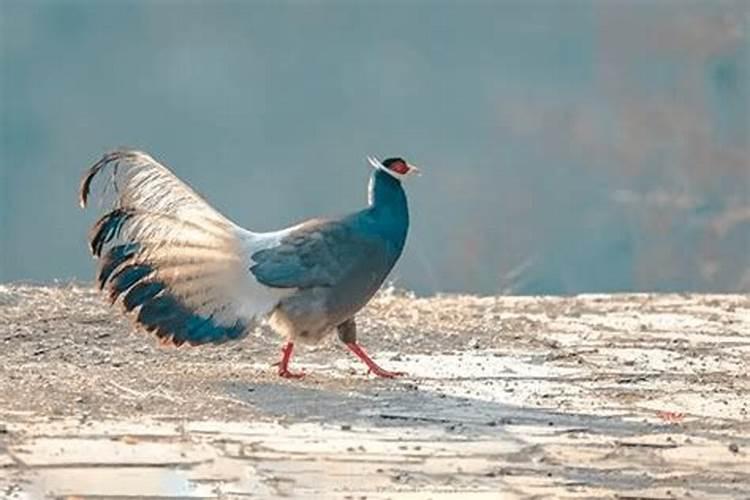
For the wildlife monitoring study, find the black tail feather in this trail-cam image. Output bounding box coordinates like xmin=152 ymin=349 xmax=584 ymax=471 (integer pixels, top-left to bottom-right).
xmin=97 ymin=243 xmax=140 ymax=289
xmin=89 ymin=208 xmax=136 ymax=257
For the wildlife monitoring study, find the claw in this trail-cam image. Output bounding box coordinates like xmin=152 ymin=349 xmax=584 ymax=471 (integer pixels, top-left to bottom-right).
xmin=276 ymin=341 xmax=305 ymax=379
xmin=278 ymin=367 xmax=306 ymax=379
xmin=346 ymin=343 xmax=406 ymax=379
xmin=367 ymin=366 xmax=406 ymax=379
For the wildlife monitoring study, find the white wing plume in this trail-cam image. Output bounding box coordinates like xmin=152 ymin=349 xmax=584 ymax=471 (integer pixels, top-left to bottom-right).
xmin=80 ymin=149 xmax=291 ymax=346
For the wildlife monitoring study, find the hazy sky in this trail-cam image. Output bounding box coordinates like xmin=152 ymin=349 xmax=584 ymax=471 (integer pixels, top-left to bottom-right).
xmin=1 ymin=0 xmax=748 ymax=294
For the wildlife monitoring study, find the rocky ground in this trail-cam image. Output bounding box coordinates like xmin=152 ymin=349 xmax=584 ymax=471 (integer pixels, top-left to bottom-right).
xmin=0 ymin=283 xmax=748 ymax=499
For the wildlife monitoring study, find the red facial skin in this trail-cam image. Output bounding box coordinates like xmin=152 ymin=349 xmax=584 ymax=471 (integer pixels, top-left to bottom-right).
xmin=389 ymin=160 xmax=410 ymax=175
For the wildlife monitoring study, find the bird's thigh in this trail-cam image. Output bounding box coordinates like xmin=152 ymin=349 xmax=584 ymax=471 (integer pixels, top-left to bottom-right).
xmin=271 ymin=291 xmax=333 ymax=344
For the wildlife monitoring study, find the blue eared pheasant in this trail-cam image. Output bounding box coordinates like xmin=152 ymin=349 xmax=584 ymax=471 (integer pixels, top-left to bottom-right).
xmin=80 ymin=151 xmax=418 ymax=378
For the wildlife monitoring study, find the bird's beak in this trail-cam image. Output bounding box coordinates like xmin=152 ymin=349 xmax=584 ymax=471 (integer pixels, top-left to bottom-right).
xmin=407 ymin=164 xmax=422 ymax=176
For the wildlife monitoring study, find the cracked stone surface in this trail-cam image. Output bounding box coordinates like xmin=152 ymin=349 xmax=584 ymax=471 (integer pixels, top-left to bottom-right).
xmin=1 ymin=284 xmax=748 ymax=498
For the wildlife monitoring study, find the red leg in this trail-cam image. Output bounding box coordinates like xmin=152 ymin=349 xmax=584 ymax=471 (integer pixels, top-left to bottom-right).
xmin=277 ymin=342 xmax=305 ymax=379
xmin=345 ymin=343 xmax=405 ymax=378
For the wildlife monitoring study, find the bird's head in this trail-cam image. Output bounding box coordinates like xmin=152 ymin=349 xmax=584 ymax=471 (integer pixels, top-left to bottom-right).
xmin=367 ymin=156 xmax=420 ymax=181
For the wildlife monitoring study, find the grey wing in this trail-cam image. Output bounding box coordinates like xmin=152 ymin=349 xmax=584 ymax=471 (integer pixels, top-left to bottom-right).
xmin=249 ymin=219 xmax=387 ymax=290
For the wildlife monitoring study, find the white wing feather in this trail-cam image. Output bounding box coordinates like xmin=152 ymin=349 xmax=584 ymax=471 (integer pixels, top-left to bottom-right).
xmin=81 ymin=150 xmax=293 ymax=345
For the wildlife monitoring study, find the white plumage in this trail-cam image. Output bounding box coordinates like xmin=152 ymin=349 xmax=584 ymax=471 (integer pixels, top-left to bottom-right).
xmin=81 ymin=150 xmax=292 ymax=345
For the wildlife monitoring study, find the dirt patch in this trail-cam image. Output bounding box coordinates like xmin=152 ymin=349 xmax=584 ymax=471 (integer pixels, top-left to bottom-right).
xmin=1 ymin=284 xmax=749 ymax=498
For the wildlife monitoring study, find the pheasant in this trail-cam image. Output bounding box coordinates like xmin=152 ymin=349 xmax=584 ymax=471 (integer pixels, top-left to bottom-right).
xmin=79 ymin=150 xmax=418 ymax=378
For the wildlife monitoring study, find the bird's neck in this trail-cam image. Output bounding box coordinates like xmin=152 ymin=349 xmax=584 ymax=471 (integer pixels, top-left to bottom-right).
xmin=368 ymin=169 xmax=407 ymax=213
xmin=366 ymin=169 xmax=409 ymax=244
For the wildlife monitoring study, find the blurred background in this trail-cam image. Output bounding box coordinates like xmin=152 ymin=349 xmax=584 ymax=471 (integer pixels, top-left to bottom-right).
xmin=1 ymin=0 xmax=748 ymax=296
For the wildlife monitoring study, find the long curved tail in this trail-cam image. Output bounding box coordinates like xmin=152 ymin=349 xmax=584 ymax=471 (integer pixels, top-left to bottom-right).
xmin=80 ymin=150 xmax=289 ymax=346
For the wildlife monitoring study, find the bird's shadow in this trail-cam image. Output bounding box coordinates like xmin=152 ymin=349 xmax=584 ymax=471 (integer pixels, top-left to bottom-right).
xmin=222 ymin=377 xmax=710 ymax=493
xmin=224 ymin=378 xmax=663 ymax=438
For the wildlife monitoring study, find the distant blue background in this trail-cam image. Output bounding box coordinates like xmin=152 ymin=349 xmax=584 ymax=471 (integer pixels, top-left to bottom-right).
xmin=1 ymin=0 xmax=748 ymax=295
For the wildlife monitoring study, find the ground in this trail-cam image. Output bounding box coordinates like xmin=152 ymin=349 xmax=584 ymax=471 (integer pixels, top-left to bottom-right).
xmin=0 ymin=284 xmax=748 ymax=499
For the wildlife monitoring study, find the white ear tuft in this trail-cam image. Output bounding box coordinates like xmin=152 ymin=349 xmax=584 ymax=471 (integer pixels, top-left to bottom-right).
xmin=367 ymin=156 xmax=384 ymax=170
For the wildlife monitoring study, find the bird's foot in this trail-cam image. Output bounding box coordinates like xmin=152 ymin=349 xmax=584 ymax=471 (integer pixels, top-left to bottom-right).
xmin=278 ymin=367 xmax=306 ymax=379
xmin=367 ymin=366 xmax=406 ymax=379
xmin=276 ymin=341 xmax=305 ymax=379
xmin=345 ymin=343 xmax=406 ymax=378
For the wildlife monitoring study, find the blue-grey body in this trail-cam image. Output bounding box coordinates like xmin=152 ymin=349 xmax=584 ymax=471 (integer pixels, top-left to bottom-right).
xmin=252 ymin=169 xmax=409 ymax=344
xmin=80 ymin=150 xmax=415 ymax=372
